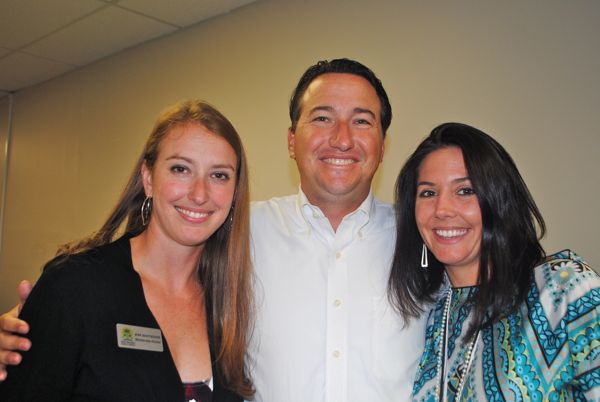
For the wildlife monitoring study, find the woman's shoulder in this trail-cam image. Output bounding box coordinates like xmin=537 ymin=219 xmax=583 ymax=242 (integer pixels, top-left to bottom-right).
xmin=534 ymin=250 xmax=597 ymax=288
xmin=39 ymin=236 xmax=132 ymax=289
xmin=531 ymin=250 xmax=600 ymax=319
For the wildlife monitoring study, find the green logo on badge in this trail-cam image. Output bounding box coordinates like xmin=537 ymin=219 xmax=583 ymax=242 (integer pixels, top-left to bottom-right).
xmin=121 ymin=327 xmax=134 ymax=341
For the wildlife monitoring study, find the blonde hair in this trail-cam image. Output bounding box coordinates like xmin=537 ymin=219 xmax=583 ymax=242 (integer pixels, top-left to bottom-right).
xmin=57 ymin=100 xmax=254 ymax=398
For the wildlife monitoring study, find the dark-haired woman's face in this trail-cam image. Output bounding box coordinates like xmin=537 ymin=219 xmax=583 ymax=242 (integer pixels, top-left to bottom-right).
xmin=415 ymin=147 xmax=482 ymax=286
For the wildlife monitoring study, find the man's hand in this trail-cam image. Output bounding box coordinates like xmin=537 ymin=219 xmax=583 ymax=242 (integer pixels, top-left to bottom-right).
xmin=0 ymin=280 xmax=33 ymax=381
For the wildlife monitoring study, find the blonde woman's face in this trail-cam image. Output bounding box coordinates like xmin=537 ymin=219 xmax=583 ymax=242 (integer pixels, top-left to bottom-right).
xmin=142 ymin=123 xmax=237 ymax=249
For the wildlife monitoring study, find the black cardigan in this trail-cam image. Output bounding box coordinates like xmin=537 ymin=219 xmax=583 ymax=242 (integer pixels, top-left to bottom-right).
xmin=0 ymin=236 xmax=242 ymax=402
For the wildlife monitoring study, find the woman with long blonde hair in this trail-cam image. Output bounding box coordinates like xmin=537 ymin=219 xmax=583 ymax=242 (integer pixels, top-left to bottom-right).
xmin=0 ymin=100 xmax=253 ymax=402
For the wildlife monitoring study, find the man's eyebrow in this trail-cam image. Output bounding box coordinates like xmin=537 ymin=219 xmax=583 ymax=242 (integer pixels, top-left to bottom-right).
xmin=354 ymin=107 xmax=376 ymax=119
xmin=307 ymin=106 xmax=376 ymax=120
xmin=307 ymin=105 xmax=335 ymax=114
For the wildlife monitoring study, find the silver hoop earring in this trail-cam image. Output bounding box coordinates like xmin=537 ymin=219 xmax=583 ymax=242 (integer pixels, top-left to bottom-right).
xmin=141 ymin=196 xmax=152 ymax=226
xmin=421 ymin=243 xmax=428 ymax=268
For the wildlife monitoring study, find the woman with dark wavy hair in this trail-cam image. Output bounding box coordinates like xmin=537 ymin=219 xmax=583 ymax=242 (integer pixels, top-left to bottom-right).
xmin=389 ymin=122 xmax=600 ymax=401
xmin=0 ymin=100 xmax=253 ymax=402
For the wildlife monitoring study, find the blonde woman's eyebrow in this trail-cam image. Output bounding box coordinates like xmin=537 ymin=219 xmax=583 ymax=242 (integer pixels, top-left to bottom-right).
xmin=166 ymin=156 xmax=235 ymax=171
xmin=165 ymin=155 xmax=192 ymax=163
xmin=210 ymin=163 xmax=236 ymax=171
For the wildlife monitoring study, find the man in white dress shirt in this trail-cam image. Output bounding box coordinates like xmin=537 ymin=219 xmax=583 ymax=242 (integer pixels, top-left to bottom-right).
xmin=0 ymin=59 xmax=426 ymax=401
xmin=248 ymin=59 xmax=426 ymax=401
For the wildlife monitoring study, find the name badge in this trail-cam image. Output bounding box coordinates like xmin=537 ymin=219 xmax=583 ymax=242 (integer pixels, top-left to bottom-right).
xmin=116 ymin=323 xmax=164 ymax=352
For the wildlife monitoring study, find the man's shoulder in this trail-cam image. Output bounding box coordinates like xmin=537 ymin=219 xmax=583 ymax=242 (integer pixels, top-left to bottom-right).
xmin=251 ymin=194 xmax=298 ymax=220
xmin=371 ymin=197 xmax=394 ymax=214
xmin=252 ymin=194 xmax=297 ymax=209
xmin=368 ymin=197 xmax=395 ymax=230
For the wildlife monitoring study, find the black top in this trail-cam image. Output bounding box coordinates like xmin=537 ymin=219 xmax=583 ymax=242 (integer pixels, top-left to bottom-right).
xmin=0 ymin=236 xmax=242 ymax=402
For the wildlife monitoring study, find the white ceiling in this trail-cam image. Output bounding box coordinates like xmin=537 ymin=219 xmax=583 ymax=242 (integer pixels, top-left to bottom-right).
xmin=0 ymin=0 xmax=257 ymax=97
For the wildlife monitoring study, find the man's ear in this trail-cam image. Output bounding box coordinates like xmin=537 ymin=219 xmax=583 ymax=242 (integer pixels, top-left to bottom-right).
xmin=141 ymin=161 xmax=153 ymax=196
xmin=287 ymin=128 xmax=296 ymax=159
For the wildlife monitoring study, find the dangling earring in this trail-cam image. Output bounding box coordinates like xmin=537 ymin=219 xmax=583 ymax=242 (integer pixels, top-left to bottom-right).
xmin=141 ymin=196 xmax=152 ymax=226
xmin=227 ymin=206 xmax=234 ymax=229
xmin=421 ymin=243 xmax=428 ymax=268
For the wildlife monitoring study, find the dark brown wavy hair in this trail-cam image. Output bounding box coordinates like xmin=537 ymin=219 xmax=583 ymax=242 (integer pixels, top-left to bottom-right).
xmin=388 ymin=122 xmax=545 ymax=339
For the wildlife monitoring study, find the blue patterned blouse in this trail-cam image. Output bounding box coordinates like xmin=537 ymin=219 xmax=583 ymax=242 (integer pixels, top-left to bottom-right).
xmin=412 ymin=250 xmax=600 ymax=401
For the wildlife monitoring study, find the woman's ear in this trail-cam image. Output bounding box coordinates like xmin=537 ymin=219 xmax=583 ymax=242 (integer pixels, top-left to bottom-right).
xmin=141 ymin=161 xmax=153 ymax=197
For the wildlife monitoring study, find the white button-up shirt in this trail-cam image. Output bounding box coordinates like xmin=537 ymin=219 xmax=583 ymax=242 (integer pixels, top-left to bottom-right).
xmin=248 ymin=190 xmax=427 ymax=402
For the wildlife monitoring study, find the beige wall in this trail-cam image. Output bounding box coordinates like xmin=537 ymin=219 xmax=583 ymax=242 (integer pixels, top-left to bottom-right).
xmin=1 ymin=0 xmax=599 ymax=311
xmin=0 ymin=96 xmax=10 ymax=261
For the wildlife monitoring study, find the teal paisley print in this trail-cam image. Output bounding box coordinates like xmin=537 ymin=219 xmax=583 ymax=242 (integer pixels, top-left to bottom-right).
xmin=411 ymin=250 xmax=600 ymax=401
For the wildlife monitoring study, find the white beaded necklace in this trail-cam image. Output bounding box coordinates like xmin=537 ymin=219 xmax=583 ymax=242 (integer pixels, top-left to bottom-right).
xmin=435 ymin=288 xmax=480 ymax=402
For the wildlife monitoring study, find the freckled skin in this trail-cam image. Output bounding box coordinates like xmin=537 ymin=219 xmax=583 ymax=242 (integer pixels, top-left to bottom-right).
xmin=142 ymin=123 xmax=237 ymax=250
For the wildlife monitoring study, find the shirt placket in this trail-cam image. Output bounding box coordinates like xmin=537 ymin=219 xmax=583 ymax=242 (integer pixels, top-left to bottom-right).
xmin=325 ymin=221 xmax=357 ymax=402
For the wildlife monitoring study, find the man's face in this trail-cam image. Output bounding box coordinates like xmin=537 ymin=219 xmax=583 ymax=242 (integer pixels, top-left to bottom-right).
xmin=288 ymin=73 xmax=385 ymax=209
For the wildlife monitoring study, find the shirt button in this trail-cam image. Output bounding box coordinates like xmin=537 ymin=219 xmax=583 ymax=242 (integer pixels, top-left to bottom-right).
xmin=332 ymin=350 xmax=340 ymax=358
xmin=335 ymin=251 xmax=341 ymax=259
xmin=334 ymin=299 xmax=342 ymax=307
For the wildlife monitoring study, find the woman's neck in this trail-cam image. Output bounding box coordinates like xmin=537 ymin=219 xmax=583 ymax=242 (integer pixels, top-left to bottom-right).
xmin=130 ymin=228 xmax=203 ymax=293
xmin=445 ymin=266 xmax=479 ymax=288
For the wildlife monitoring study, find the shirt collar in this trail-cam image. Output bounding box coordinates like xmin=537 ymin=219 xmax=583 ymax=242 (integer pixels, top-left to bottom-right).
xmin=295 ymin=186 xmax=374 ymax=231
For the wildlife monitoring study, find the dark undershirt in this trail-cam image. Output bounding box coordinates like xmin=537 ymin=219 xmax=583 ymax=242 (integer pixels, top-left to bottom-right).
xmin=183 ymin=380 xmax=212 ymax=402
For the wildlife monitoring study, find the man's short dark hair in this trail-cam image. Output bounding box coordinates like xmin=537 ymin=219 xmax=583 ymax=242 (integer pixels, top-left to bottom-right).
xmin=289 ymin=58 xmax=392 ymax=136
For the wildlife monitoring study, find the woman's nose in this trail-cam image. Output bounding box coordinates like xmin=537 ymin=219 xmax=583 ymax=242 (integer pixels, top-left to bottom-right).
xmin=189 ymin=178 xmax=209 ymax=204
